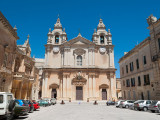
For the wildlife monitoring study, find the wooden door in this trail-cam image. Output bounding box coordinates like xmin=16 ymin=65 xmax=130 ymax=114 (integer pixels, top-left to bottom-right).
xmin=76 ymin=86 xmax=83 ymax=100
xmin=102 ymin=89 xmax=107 ymax=100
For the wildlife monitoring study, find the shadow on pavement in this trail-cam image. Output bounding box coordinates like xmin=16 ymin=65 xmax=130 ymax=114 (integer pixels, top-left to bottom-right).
xmin=14 ymin=116 xmax=28 ymax=120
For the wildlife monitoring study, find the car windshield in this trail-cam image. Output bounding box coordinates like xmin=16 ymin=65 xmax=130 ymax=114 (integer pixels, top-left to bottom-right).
xmin=0 ymin=95 xmax=3 ymax=103
xmin=151 ymin=101 xmax=158 ymax=105
xmin=137 ymin=101 xmax=144 ymax=103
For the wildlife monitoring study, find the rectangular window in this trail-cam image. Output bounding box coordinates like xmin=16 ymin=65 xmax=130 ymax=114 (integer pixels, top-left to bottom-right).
xmin=144 ymin=74 xmax=150 ymax=85
xmin=122 ymin=67 xmax=124 ymax=75
xmin=131 ymin=78 xmax=135 ymax=87
xmin=126 ymin=65 xmax=128 ymax=73
xmin=123 ymin=80 xmax=125 ymax=86
xmin=158 ymin=38 xmax=160 ymax=51
xmin=7 ymin=95 xmax=12 ymax=103
xmin=136 ymin=59 xmax=139 ymax=69
xmin=0 ymin=95 xmax=3 ymax=103
xmin=130 ymin=62 xmax=134 ymax=71
xmin=138 ymin=76 xmax=141 ymax=86
xmin=126 ymin=79 xmax=130 ymax=87
xmin=143 ymin=56 xmax=147 ymax=65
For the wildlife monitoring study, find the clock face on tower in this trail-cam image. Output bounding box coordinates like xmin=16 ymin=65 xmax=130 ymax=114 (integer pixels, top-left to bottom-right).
xmin=53 ymin=47 xmax=59 ymax=53
xmin=99 ymin=47 xmax=106 ymax=53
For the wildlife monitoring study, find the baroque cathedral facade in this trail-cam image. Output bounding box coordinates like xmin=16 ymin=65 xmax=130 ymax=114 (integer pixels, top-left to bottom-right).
xmin=41 ymin=17 xmax=117 ymax=101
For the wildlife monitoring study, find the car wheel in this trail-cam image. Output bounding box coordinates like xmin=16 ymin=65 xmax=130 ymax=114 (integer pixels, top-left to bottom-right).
xmin=151 ymin=110 xmax=155 ymax=113
xmin=143 ymin=107 xmax=148 ymax=111
xmin=134 ymin=107 xmax=138 ymax=111
xmin=125 ymin=105 xmax=129 ymax=109
xmin=8 ymin=100 xmax=16 ymax=112
xmin=6 ymin=113 xmax=13 ymax=120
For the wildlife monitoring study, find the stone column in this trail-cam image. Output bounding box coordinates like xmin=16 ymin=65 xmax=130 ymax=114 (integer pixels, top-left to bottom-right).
xmin=110 ymin=73 xmax=116 ymax=100
xmin=93 ymin=49 xmax=95 ymax=66
xmin=109 ymin=48 xmax=114 ymax=67
xmin=61 ymin=79 xmax=63 ymax=98
xmin=88 ymin=49 xmax=92 ymax=66
xmin=93 ymin=75 xmax=96 ymax=97
xmin=45 ymin=47 xmax=50 ymax=66
xmin=44 ymin=72 xmax=49 ymax=98
xmin=89 ymin=75 xmax=92 ymax=98
xmin=61 ymin=52 xmax=63 ymax=66
xmin=64 ymin=49 xmax=67 ymax=66
xmin=63 ymin=75 xmax=66 ymax=98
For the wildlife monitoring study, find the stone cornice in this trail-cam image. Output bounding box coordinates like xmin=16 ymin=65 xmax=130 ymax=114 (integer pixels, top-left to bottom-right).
xmin=43 ymin=67 xmax=117 ymax=73
xmin=0 ymin=11 xmax=19 ymax=39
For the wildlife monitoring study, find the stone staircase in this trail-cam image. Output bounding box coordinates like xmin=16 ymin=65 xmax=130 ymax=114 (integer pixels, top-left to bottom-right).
xmin=56 ymin=100 xmax=107 ymax=105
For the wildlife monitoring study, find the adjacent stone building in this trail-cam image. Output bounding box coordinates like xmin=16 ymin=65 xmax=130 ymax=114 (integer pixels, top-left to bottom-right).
xmin=0 ymin=11 xmax=19 ymax=92
xmin=11 ymin=36 xmax=39 ymax=100
xmin=119 ymin=15 xmax=160 ymax=100
xmin=0 ymin=12 xmax=39 ymax=100
xmin=116 ymin=78 xmax=122 ymax=100
xmin=40 ymin=17 xmax=117 ymax=101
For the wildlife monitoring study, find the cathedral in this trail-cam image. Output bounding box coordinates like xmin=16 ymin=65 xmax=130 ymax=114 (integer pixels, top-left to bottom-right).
xmin=41 ymin=17 xmax=117 ymax=101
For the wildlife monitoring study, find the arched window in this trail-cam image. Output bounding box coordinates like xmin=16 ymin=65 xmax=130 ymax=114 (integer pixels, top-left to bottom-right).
xmin=77 ymin=55 xmax=82 ymax=66
xmin=100 ymin=36 xmax=104 ymax=44
xmin=55 ymin=35 xmax=59 ymax=44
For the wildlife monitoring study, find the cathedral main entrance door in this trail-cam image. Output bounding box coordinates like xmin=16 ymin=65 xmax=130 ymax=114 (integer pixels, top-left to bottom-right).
xmin=102 ymin=89 xmax=107 ymax=100
xmin=76 ymin=86 xmax=83 ymax=100
xmin=51 ymin=89 xmax=57 ymax=98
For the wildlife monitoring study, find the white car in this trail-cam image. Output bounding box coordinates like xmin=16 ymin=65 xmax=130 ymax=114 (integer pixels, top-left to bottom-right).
xmin=148 ymin=101 xmax=160 ymax=113
xmin=121 ymin=100 xmax=135 ymax=108
xmin=115 ymin=100 xmax=125 ymax=107
xmin=0 ymin=92 xmax=15 ymax=120
xmin=50 ymin=98 xmax=56 ymax=105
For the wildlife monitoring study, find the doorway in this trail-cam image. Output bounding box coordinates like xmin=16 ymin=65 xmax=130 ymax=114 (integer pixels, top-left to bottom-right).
xmin=76 ymin=86 xmax=83 ymax=100
xmin=51 ymin=89 xmax=57 ymax=99
xmin=102 ymin=89 xmax=107 ymax=100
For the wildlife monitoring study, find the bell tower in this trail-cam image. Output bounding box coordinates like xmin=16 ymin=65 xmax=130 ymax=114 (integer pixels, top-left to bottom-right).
xmin=47 ymin=17 xmax=67 ymax=45
xmin=92 ymin=19 xmax=112 ymax=45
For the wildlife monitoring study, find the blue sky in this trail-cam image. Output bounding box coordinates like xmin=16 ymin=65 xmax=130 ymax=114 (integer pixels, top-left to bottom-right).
xmin=0 ymin=0 xmax=160 ymax=78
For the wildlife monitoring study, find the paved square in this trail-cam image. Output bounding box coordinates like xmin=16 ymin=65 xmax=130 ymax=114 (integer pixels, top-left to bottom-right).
xmin=15 ymin=103 xmax=160 ymax=120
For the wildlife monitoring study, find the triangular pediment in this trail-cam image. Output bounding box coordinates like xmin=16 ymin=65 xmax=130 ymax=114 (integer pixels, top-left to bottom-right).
xmin=63 ymin=36 xmax=95 ymax=46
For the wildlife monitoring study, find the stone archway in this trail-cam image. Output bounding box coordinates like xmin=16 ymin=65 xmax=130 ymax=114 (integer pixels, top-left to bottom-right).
xmin=49 ymin=83 xmax=59 ymax=99
xmin=72 ymin=75 xmax=87 ymax=100
xmin=99 ymin=84 xmax=109 ymax=100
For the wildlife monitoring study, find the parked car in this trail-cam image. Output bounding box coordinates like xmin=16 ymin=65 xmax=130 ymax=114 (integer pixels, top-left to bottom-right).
xmin=43 ymin=98 xmax=51 ymax=106
xmin=32 ymin=100 xmax=40 ymax=110
xmin=26 ymin=100 xmax=34 ymax=113
xmin=115 ymin=100 xmax=125 ymax=108
xmin=15 ymin=100 xmax=30 ymax=113
xmin=106 ymin=101 xmax=115 ymax=106
xmin=50 ymin=98 xmax=56 ymax=105
xmin=158 ymin=104 xmax=160 ymax=113
xmin=13 ymin=101 xmax=29 ymax=118
xmin=0 ymin=92 xmax=15 ymax=120
xmin=148 ymin=100 xmax=160 ymax=113
xmin=134 ymin=100 xmax=152 ymax=111
xmin=120 ymin=100 xmax=135 ymax=108
xmin=37 ymin=100 xmax=49 ymax=107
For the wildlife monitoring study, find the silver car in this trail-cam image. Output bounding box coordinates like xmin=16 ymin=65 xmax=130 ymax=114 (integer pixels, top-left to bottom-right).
xmin=134 ymin=100 xmax=152 ymax=111
xmin=121 ymin=100 xmax=135 ymax=108
xmin=50 ymin=98 xmax=56 ymax=105
xmin=148 ymin=100 xmax=160 ymax=113
xmin=115 ymin=100 xmax=125 ymax=108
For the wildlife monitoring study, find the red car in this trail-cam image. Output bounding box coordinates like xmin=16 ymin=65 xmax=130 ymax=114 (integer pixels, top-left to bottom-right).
xmin=32 ymin=100 xmax=40 ymax=110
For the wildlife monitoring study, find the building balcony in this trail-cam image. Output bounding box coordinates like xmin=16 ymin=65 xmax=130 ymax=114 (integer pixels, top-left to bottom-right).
xmin=13 ymin=72 xmax=24 ymax=80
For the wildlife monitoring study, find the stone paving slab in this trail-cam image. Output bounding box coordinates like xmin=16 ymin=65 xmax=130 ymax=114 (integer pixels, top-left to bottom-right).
xmin=15 ymin=104 xmax=160 ymax=120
